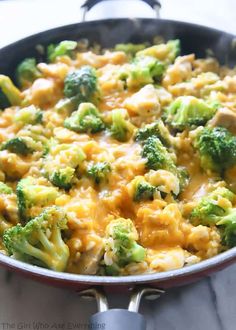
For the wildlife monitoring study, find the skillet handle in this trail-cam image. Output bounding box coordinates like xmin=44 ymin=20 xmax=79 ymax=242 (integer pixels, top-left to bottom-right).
xmin=81 ymin=0 xmax=161 ymax=21
xmin=79 ymin=287 xmax=164 ymax=330
xmin=90 ymin=309 xmax=146 ymax=330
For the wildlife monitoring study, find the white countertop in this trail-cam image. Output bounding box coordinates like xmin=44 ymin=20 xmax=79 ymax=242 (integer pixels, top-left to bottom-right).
xmin=0 ymin=1 xmax=236 ymax=329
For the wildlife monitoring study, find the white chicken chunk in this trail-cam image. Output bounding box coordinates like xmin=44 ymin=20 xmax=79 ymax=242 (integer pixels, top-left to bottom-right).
xmin=123 ymin=84 xmax=161 ymax=117
xmin=209 ymin=107 xmax=236 ymax=133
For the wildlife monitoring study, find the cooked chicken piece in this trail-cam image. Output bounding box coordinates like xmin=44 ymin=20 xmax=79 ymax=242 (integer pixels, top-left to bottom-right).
xmin=224 ymin=75 xmax=236 ymax=93
xmin=193 ymin=58 xmax=219 ymax=75
xmin=209 ymin=107 xmax=236 ymax=133
xmin=163 ymin=54 xmax=195 ymax=87
xmin=37 ymin=62 xmax=69 ymax=81
xmin=76 ymin=51 xmax=127 ymax=68
xmin=124 ymin=84 xmax=161 ymax=117
xmin=67 ymin=236 xmax=104 ymax=275
xmin=0 ymin=151 xmax=31 ymax=179
xmin=23 ymin=78 xmax=62 ymax=108
xmin=75 ymin=244 xmax=104 ymax=275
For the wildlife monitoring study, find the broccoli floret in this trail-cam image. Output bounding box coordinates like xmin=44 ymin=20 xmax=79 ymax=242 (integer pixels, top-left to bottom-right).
xmin=87 ymin=162 xmax=111 ymax=184
xmin=0 ymin=75 xmax=22 ymax=109
xmin=3 ymin=206 xmax=69 ymax=271
xmin=141 ymin=136 xmax=188 ymax=193
xmin=59 ymin=66 xmax=98 ymax=113
xmin=16 ymin=176 xmax=59 ymax=222
xmin=132 ymin=177 xmax=156 ymax=202
xmin=110 ymin=109 xmax=134 ymax=142
xmin=1 ymin=137 xmax=35 ymax=155
xmin=194 ymin=127 xmax=236 ymax=173
xmin=165 ymin=96 xmax=217 ymax=131
xmin=166 ymin=40 xmax=181 ymax=62
xmin=1 ymin=134 xmax=45 ymax=155
xmin=104 ymin=218 xmax=146 ymax=275
xmin=16 ymin=58 xmax=41 ymax=88
xmin=178 ymin=167 xmax=190 ymax=192
xmin=64 ymin=102 xmax=105 ymax=134
xmin=114 ymin=43 xmax=147 ymax=56
xmin=47 ymin=40 xmax=77 ymax=62
xmin=64 ymin=66 xmax=98 ymax=105
xmin=217 ymin=210 xmax=236 ymax=247
xmin=121 ymin=56 xmax=165 ymax=88
xmin=49 ymin=167 xmax=75 ymax=190
xmin=12 ymin=125 xmax=49 ymax=155
xmin=42 ymin=143 xmax=86 ymax=189
xmin=135 ymin=119 xmax=172 ymax=145
xmin=190 ymin=187 xmax=235 ymax=226
xmin=14 ymin=105 xmax=43 ymax=126
xmin=190 ymin=187 xmax=236 ymax=247
xmin=137 ymin=39 xmax=180 ymax=64
xmin=105 ymin=264 xmax=121 ymax=276
xmin=142 ymin=136 xmax=176 ymax=172
xmin=0 ymin=185 xmax=18 ymax=236
xmin=135 ymin=121 xmax=163 ymax=142
xmin=0 ymin=182 xmax=13 ymax=195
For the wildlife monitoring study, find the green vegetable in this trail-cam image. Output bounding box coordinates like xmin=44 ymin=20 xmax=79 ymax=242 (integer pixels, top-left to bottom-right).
xmin=50 ymin=167 xmax=75 ymax=190
xmin=178 ymin=167 xmax=190 ymax=192
xmin=64 ymin=66 xmax=98 ymax=104
xmin=12 ymin=125 xmax=49 ymax=155
xmin=0 ymin=75 xmax=22 ymax=109
xmin=133 ymin=178 xmax=156 ymax=202
xmin=14 ymin=105 xmax=43 ymax=126
xmin=194 ymin=127 xmax=236 ymax=173
xmin=114 ymin=43 xmax=147 ymax=56
xmin=16 ymin=58 xmax=41 ymax=88
xmin=64 ymin=102 xmax=105 ymax=134
xmin=42 ymin=143 xmax=86 ymax=189
xmin=190 ymin=187 xmax=234 ymax=226
xmin=1 ymin=137 xmax=35 ymax=155
xmin=0 ymin=182 xmax=13 ymax=195
xmin=47 ymin=40 xmax=77 ymax=62
xmin=217 ymin=211 xmax=236 ymax=247
xmin=137 ymin=39 xmax=180 ymax=63
xmin=120 ymin=56 xmax=165 ymax=88
xmin=110 ymin=109 xmax=134 ymax=142
xmin=0 ymin=184 xmax=17 ymax=235
xmin=104 ymin=218 xmax=146 ymax=275
xmin=190 ymin=187 xmax=236 ymax=247
xmin=141 ymin=136 xmax=188 ymax=193
xmin=87 ymin=162 xmax=111 ymax=184
xmin=135 ymin=119 xmax=172 ymax=145
xmin=142 ymin=136 xmax=176 ymax=172
xmin=165 ymin=96 xmax=217 ymax=130
xmin=16 ymin=176 xmax=59 ymax=222
xmin=3 ymin=206 xmax=69 ymax=271
xmin=60 ymin=65 xmax=99 ymax=113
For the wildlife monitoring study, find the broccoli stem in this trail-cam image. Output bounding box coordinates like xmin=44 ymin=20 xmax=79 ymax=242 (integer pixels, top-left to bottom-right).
xmin=0 ymin=75 xmax=22 ymax=106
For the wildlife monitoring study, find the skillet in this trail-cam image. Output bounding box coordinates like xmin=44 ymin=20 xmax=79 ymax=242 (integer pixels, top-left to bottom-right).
xmin=0 ymin=0 xmax=236 ymax=328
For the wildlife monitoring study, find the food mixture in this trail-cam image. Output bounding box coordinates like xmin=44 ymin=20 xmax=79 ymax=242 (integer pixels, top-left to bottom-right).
xmin=0 ymin=39 xmax=236 ymax=276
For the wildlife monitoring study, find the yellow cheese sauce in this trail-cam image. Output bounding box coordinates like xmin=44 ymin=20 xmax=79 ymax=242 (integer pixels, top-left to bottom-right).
xmin=0 ymin=39 xmax=236 ymax=275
